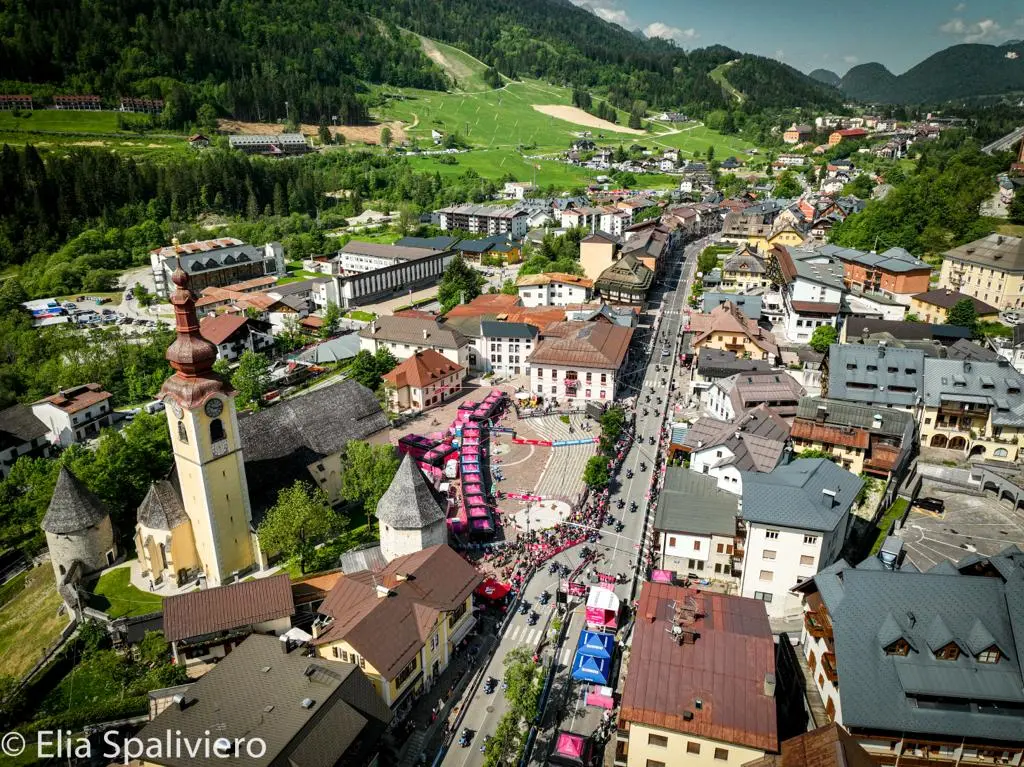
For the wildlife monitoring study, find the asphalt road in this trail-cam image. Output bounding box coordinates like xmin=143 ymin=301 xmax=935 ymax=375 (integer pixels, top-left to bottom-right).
xmin=442 ymin=231 xmax=711 ymax=766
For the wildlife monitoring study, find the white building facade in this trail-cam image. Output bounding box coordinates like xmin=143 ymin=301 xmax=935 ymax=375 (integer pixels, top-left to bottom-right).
xmin=516 ymin=276 xmax=594 ymax=308
xmin=530 ymin=365 xmax=616 ymax=403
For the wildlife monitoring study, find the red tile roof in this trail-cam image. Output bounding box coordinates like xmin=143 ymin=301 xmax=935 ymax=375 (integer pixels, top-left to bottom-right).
xmin=383 ymin=349 xmax=464 ymax=390
xmin=199 ymin=313 xmax=250 ymax=345
xmin=790 ymin=301 xmax=841 ymax=314
xmin=163 ymin=573 xmax=295 ymax=642
xmin=790 ymin=420 xmax=870 ymax=450
xmin=620 ymin=582 xmax=778 ymax=752
xmin=528 ymin=321 xmax=633 ymax=368
xmin=34 ymin=383 xmax=112 ymax=413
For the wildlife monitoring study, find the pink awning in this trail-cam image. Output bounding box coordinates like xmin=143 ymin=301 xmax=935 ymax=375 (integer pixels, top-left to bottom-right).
xmin=468 ymin=506 xmax=490 ymax=519
xmin=464 ymin=483 xmax=483 ymax=495
xmin=585 ymin=690 xmax=614 ymax=709
xmin=464 ymin=473 xmax=482 ymax=483
xmin=650 ymin=569 xmax=675 ymax=584
xmin=555 ymin=734 xmax=585 ymax=759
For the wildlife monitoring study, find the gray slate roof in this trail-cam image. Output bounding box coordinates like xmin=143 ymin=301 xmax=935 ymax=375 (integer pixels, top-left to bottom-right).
xmin=683 ymin=404 xmax=790 ymax=473
xmin=480 ymin=320 xmax=538 ymax=340
xmin=946 ymin=338 xmax=1001 ymax=362
xmin=137 ymin=634 xmax=392 ymax=767
xmin=239 ymin=380 xmax=389 ymax=522
xmin=702 ymin=293 xmax=763 ymax=321
xmin=375 ymin=454 xmax=447 ymax=530
xmin=795 ymin=397 xmax=915 ymax=437
xmin=740 ymin=458 xmax=863 ymax=533
xmin=805 ymin=558 xmax=1024 ymax=742
xmin=656 ymin=469 xmax=739 ymax=537
xmin=42 ymin=466 xmax=109 ymax=534
xmin=921 ymin=358 xmax=1024 ymax=427
xmin=695 ymin=348 xmax=773 ymax=379
xmin=359 ymin=316 xmax=469 ymax=350
xmin=340 ymin=543 xmax=388 ymax=574
xmin=827 ymin=343 xmax=924 ymax=408
xmin=137 ymin=472 xmax=190 ymax=531
xmin=0 ymin=404 xmax=48 ymax=450
xmin=844 ymin=317 xmax=972 ymax=346
xmin=819 ymin=244 xmax=930 ymax=273
xmin=394 ymin=236 xmax=461 ymax=250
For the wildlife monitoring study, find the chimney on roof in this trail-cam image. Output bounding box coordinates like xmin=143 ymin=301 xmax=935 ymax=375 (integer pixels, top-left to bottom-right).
xmin=375 ymin=584 xmax=391 ymax=599
xmin=822 ymin=487 xmax=838 ymax=507
xmin=423 ymin=328 xmax=430 ymax=340
xmin=816 ymin=404 xmax=827 ymax=423
xmin=964 ymin=361 xmax=972 ymax=373
xmin=763 ymin=673 xmax=776 ymax=698
xmin=370 ymin=320 xmax=377 ymax=333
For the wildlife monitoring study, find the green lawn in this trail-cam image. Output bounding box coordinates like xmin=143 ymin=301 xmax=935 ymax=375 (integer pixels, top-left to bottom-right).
xmin=0 ymin=566 xmax=67 ymax=680
xmin=415 ymin=35 xmax=494 ymax=92
xmin=281 ymin=507 xmax=378 ymax=579
xmin=871 ymin=497 xmax=909 ymax=555
xmin=407 ymin=149 xmax=600 ymax=186
xmin=0 ymin=110 xmax=124 ymax=133
xmin=345 ymin=309 xmax=377 ymax=322
xmin=0 ymin=111 xmax=188 ymax=157
xmin=87 ymin=567 xmax=163 ymax=618
xmin=709 ymin=60 xmax=745 ymax=104
xmin=998 ymin=223 xmax=1024 ymax=237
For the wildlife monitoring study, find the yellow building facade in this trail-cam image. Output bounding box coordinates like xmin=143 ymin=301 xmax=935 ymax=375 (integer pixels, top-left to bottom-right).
xmin=920 ymin=404 xmax=1023 ymax=462
xmin=620 ymin=721 xmax=764 ymax=767
xmin=938 ymin=234 xmax=1024 ymax=311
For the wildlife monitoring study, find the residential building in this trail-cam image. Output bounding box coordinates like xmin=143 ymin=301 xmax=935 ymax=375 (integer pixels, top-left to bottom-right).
xmin=118 ymin=96 xmax=163 ymax=113
xmin=480 ymin=320 xmax=537 ymax=376
xmin=162 ymin=573 xmax=295 ymax=667
xmin=828 ymin=128 xmax=869 ymax=146
xmin=227 ymin=133 xmax=310 ymax=155
xmin=910 ymin=288 xmax=999 ymax=324
xmin=199 ymin=314 xmax=274 ymax=361
xmin=600 ymin=207 xmax=632 ymax=237
xmin=335 ymin=241 xmax=446 ymax=274
xmin=31 ymin=383 xmax=113 ymax=447
xmin=721 ymin=247 xmax=770 ymax=292
xmin=840 ymin=316 xmax=972 ymax=347
xmin=920 ymin=357 xmax=1024 ymax=461
xmin=994 ymin=324 xmax=1024 ymax=374
xmin=516 ymin=273 xmax=594 ymax=307
xmin=580 ymin=232 xmax=620 ymax=280
xmin=52 ymin=94 xmax=102 ymax=110
xmin=692 ymin=349 xmax=773 ymax=391
xmin=393 ymin=235 xmax=462 ymax=251
xmin=705 ymin=372 xmax=806 ymax=421
xmin=528 ymin=321 xmax=633 ymax=403
xmin=938 ymin=233 xmax=1024 ymax=310
xmin=791 ymin=397 xmax=915 ymax=479
xmin=817 ymin=244 xmax=932 ymax=300
xmin=382 ymin=350 xmax=464 ymax=413
xmin=702 ymin=293 xmax=763 ymax=320
xmin=621 ymin=222 xmax=674 ymax=276
xmin=688 ymin=301 xmax=779 ymax=363
xmin=770 ymin=246 xmax=846 ymax=342
xmin=454 ymin=234 xmax=523 ymax=264
xmin=437 ymin=203 xmax=528 ymax=238
xmin=595 ymin=252 xmax=655 ymax=306
xmin=783 ymin=124 xmax=814 ymax=144
xmin=826 ymin=343 xmax=924 ymax=411
xmin=138 ymin=634 xmax=392 ymax=767
xmin=793 ymin=553 xmax=1024 ymax=763
xmin=683 ymin=405 xmax=791 ymax=496
xmin=616 ymin=583 xmax=778 ymax=767
xmin=843 ymin=287 xmax=908 ymax=322
xmin=313 ymin=545 xmax=480 ymax=709
xmin=149 ymin=238 xmax=285 ymax=298
xmin=739 ymin=459 xmax=862 ymax=620
xmin=744 ymin=724 xmax=876 ymax=767
xmin=326 ymin=247 xmax=455 ymax=309
xmin=775 ymin=153 xmax=808 ymax=167
xmin=564 ymin=303 xmax=638 ymax=327
xmin=359 ymin=315 xmax=473 ymax=370
xmin=0 ymin=404 xmax=50 ymax=479
xmin=656 ymin=469 xmax=742 ymax=584
xmin=0 ymin=94 xmax=33 ymax=110
xmin=560 ymin=205 xmax=604 ymax=231
xmin=502 ymin=181 xmax=535 ymax=200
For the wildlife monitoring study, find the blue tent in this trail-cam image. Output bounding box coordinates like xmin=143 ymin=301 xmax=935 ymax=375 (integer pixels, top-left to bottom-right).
xmin=571 ymin=652 xmax=611 ymax=684
xmin=576 ymin=630 xmax=614 ymax=660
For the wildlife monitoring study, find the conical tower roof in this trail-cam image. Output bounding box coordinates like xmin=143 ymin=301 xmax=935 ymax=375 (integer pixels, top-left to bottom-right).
xmin=375 ymin=454 xmax=446 ymax=530
xmin=42 ymin=466 xmax=109 ymax=534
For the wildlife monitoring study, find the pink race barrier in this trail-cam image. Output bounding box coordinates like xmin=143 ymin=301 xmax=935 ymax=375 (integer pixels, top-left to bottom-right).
xmin=512 ymin=438 xmax=553 ymax=447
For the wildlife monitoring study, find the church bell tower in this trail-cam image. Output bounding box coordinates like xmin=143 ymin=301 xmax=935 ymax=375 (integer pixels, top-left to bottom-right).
xmin=160 ymin=242 xmax=259 ymax=586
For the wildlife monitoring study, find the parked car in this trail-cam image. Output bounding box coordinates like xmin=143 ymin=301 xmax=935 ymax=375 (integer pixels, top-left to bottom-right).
xmin=912 ymin=496 xmax=945 ymax=514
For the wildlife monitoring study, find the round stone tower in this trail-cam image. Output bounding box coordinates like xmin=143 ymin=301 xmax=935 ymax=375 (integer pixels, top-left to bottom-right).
xmin=42 ymin=466 xmax=117 ymax=584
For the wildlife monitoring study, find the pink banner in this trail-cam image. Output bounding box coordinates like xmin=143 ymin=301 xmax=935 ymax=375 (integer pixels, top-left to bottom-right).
xmin=512 ymin=438 xmax=553 ymax=447
xmin=506 ymin=492 xmax=543 ymax=501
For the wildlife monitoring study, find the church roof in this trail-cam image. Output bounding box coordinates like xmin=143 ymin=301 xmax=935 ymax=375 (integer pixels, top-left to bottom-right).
xmin=376 ymin=455 xmax=447 ymax=530
xmin=137 ymin=471 xmax=190 ymax=531
xmin=42 ymin=466 xmax=109 ymax=534
xmin=238 ymin=379 xmax=389 ymax=523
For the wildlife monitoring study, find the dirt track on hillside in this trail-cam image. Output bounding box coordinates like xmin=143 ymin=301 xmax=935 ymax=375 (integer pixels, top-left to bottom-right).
xmin=217 ymin=119 xmax=406 ymax=145
xmin=531 ymin=105 xmax=645 ymax=135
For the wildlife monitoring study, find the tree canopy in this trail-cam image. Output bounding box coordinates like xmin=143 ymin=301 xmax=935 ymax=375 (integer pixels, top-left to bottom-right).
xmin=808 ymin=325 xmax=838 ymax=353
xmin=946 ymin=298 xmax=978 ymax=335
xmin=231 ymin=351 xmax=271 ymax=409
xmin=257 ymin=481 xmax=341 ymax=574
xmin=340 ymin=441 xmax=401 ymax=517
xmin=438 ymin=255 xmax=484 ymax=313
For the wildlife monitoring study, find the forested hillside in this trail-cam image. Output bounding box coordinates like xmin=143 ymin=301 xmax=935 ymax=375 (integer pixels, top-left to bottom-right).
xmin=724 ymin=56 xmax=843 ymax=110
xmin=0 ymin=0 xmax=448 ymax=124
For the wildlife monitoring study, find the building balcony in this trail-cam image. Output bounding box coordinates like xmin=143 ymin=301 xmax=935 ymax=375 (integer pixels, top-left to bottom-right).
xmin=804 ymin=609 xmax=832 ymax=640
xmin=822 ymin=652 xmax=838 ymax=684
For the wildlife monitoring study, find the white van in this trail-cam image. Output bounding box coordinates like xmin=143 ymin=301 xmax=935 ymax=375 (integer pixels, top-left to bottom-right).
xmin=144 ymin=400 xmax=166 ymax=415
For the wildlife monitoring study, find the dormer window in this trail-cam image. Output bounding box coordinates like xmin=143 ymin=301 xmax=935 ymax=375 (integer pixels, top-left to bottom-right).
xmin=978 ymin=647 xmax=1001 ymax=664
xmin=935 ymin=642 xmax=960 ymax=661
xmin=885 ymin=639 xmax=910 ymax=656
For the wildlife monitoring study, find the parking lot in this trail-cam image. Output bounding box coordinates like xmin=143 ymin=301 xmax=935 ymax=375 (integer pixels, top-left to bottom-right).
xmin=25 ymin=293 xmax=171 ymax=334
xmin=898 ymin=480 xmax=1024 ymax=570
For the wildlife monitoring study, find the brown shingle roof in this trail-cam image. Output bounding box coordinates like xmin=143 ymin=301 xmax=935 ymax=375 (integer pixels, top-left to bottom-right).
xmin=743 ymin=723 xmax=877 ymax=767
xmin=314 ymin=545 xmax=481 ymax=681
xmin=382 ymin=349 xmax=464 ymax=390
xmin=0 ymin=403 xmax=48 ymax=449
xmin=515 ymin=272 xmax=594 ymax=288
xmin=359 ymin=316 xmax=469 ymax=349
xmin=689 ymin=302 xmax=779 ymax=358
xmin=163 ymin=573 xmax=295 ymax=642
xmin=621 ymin=582 xmax=777 ymax=752
xmin=34 ymin=383 xmax=111 ymax=413
xmin=199 ymin=313 xmax=250 ymax=345
xmin=527 ymin=321 xmax=634 ymax=368
xmin=912 ymin=289 xmax=998 ymax=314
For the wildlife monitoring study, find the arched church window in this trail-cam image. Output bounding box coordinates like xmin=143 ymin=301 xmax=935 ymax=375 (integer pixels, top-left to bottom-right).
xmin=210 ymin=418 xmax=225 ymax=443
xmin=177 ymin=421 xmax=188 ymax=443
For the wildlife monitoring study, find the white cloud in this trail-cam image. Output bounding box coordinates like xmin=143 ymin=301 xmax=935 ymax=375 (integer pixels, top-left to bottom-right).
xmin=570 ymin=0 xmax=631 ymax=27
xmin=954 ymin=2 xmax=967 ymax=12
xmin=940 ymin=16 xmax=1024 ymax=44
xmin=775 ymin=49 xmax=786 ymax=62
xmin=643 ymin=22 xmax=698 ymax=44
xmin=843 ymin=55 xmax=859 ymax=64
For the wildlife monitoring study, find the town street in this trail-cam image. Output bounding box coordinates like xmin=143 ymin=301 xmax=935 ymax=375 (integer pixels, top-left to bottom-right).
xmin=442 ymin=230 xmax=712 ymax=766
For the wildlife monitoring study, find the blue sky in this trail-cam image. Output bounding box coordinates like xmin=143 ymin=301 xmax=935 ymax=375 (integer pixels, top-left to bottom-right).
xmin=571 ymin=0 xmax=1024 ymax=74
